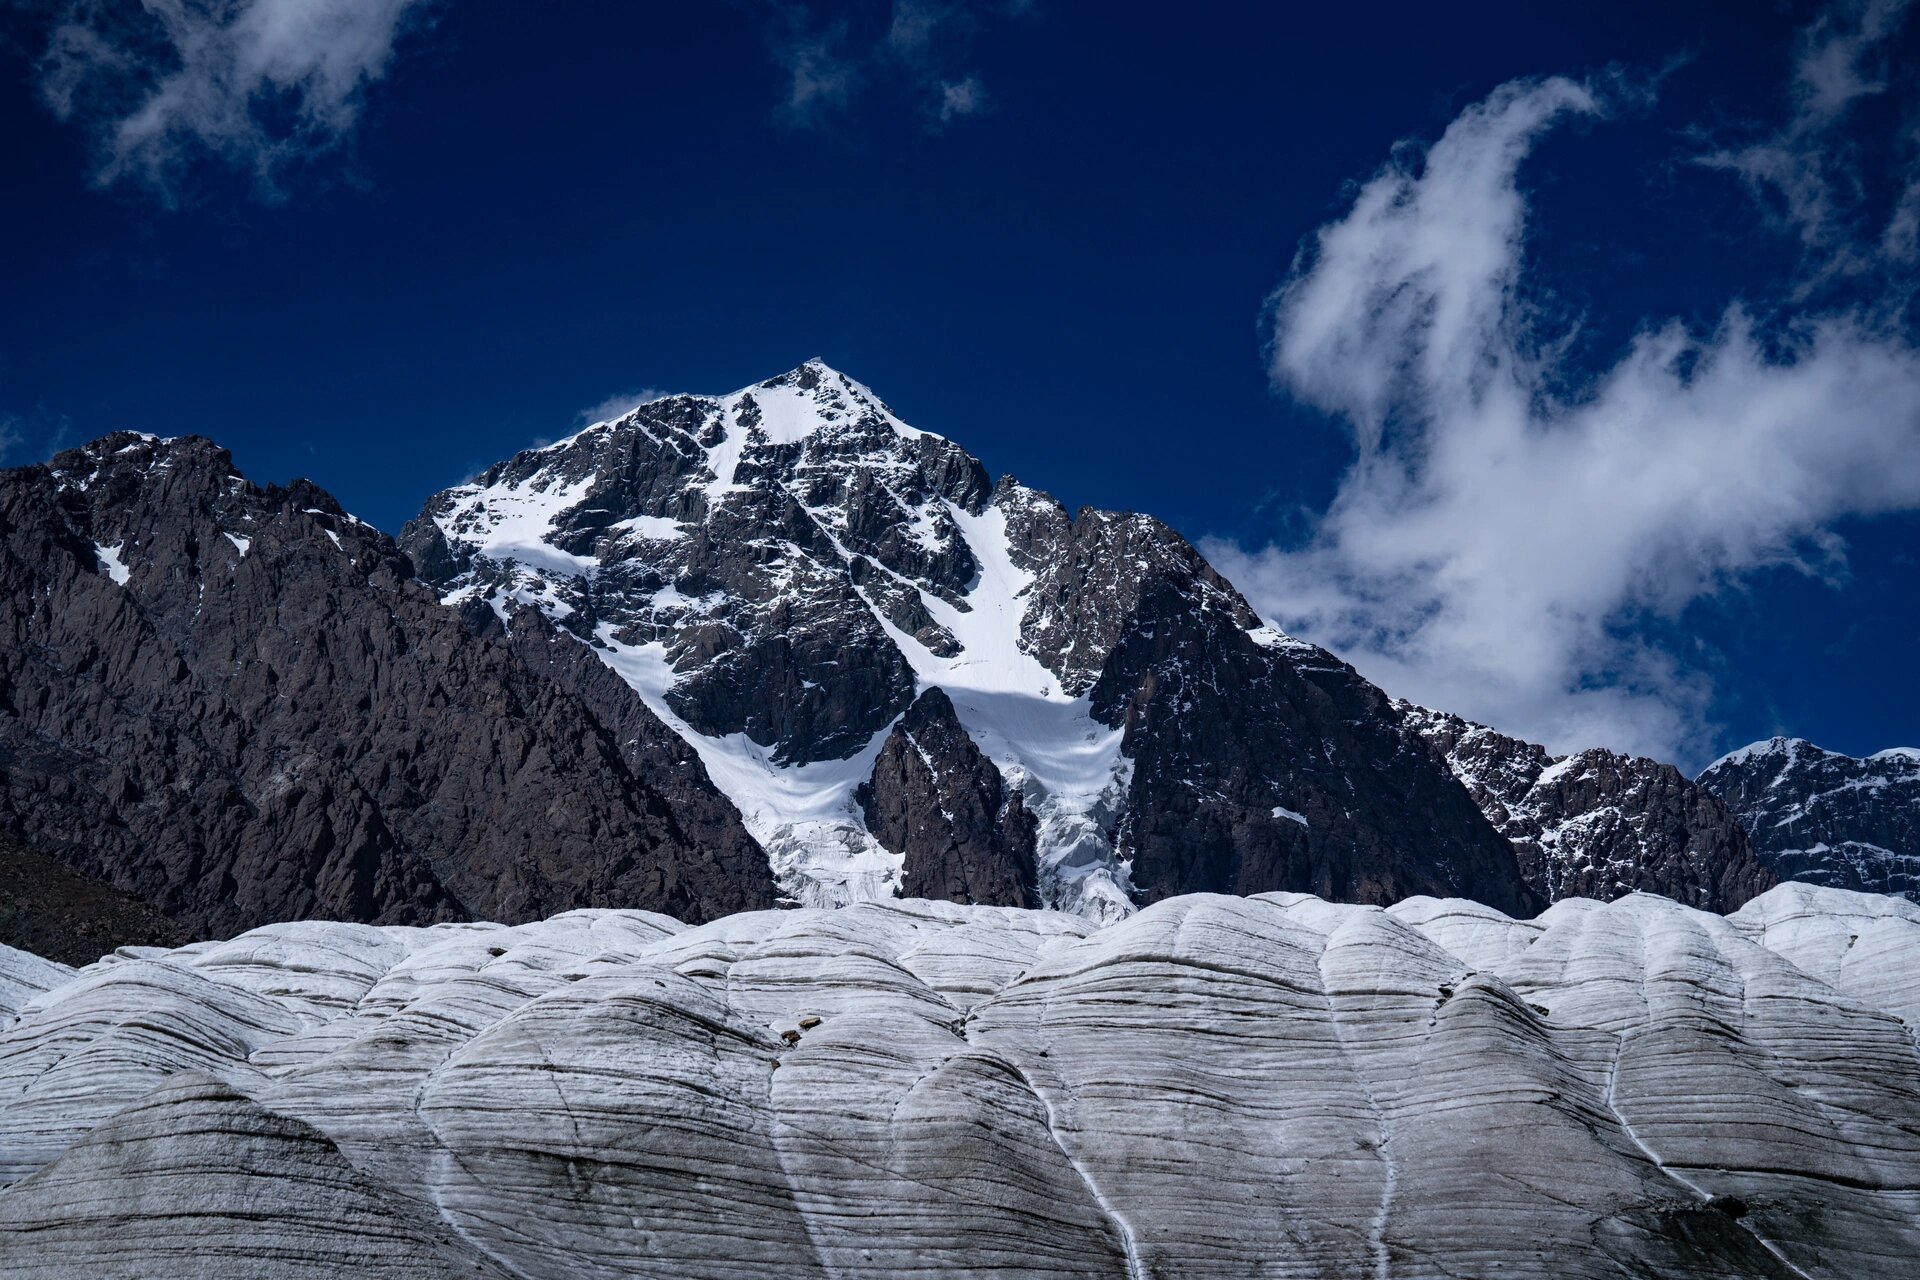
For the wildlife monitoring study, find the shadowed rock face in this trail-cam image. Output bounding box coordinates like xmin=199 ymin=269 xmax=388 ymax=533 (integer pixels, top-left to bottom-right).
xmin=2 ymin=882 xmax=1915 ymax=1278
xmin=404 ymin=361 xmax=1535 ymax=919
xmin=0 ymin=434 xmax=772 ymax=939
xmin=1094 ymin=590 xmax=1542 ymax=915
xmin=0 ymin=843 xmax=189 ymax=965
xmin=1400 ymin=703 xmax=1776 ymax=912
xmin=1699 ymin=738 xmax=1920 ymax=901
xmin=858 ymin=687 xmax=1037 ymax=907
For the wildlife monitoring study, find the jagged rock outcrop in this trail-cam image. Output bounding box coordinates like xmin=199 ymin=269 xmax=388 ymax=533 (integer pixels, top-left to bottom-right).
xmin=1400 ymin=702 xmax=1775 ymax=911
xmin=0 ymin=434 xmax=772 ymax=939
xmin=2 ymin=883 xmax=1917 ymax=1278
xmin=857 ymin=686 xmax=1037 ymax=906
xmin=1700 ymin=737 xmax=1920 ymax=900
xmin=406 ymin=361 xmax=1533 ymax=919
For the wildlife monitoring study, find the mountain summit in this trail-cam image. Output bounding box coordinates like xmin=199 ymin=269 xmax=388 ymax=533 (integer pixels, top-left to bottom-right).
xmin=405 ymin=361 xmax=1538 ymax=918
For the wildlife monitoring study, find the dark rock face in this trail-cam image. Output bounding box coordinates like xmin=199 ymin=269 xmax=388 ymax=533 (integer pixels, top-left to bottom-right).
xmin=998 ymin=480 xmax=1262 ymax=697
xmin=0 ymin=434 xmax=772 ymax=938
xmin=1698 ymin=738 xmax=1920 ymax=900
xmin=857 ymin=687 xmax=1037 ymax=907
xmin=0 ymin=843 xmax=189 ymax=965
xmin=1090 ymin=587 xmax=1541 ymax=915
xmin=1400 ymin=704 xmax=1775 ymax=911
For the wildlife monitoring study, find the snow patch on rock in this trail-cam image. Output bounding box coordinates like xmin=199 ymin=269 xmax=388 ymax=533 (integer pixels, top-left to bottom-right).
xmin=92 ymin=542 xmax=129 ymax=586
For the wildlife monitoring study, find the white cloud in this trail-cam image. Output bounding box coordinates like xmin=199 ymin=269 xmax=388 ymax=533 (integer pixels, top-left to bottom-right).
xmin=1208 ymin=75 xmax=1920 ymax=767
xmin=885 ymin=0 xmax=951 ymax=59
xmin=577 ymin=388 xmax=669 ymax=425
xmin=0 ymin=417 xmax=25 ymax=465
xmin=1696 ymin=0 xmax=1914 ymax=277
xmin=767 ymin=4 xmax=859 ymax=127
xmin=34 ymin=0 xmax=430 ymax=200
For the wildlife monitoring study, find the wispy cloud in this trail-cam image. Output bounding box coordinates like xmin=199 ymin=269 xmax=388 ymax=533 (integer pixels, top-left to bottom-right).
xmin=577 ymin=388 xmax=669 ymax=426
xmin=0 ymin=408 xmax=77 ymax=466
xmin=767 ymin=4 xmax=859 ymax=127
xmin=0 ymin=417 xmax=25 ymax=466
xmin=1696 ymin=0 xmax=1915 ymax=282
xmin=31 ymin=0 xmax=432 ymax=202
xmin=763 ymin=1 xmax=1019 ymax=129
xmin=1207 ymin=71 xmax=1920 ymax=767
xmin=935 ymin=74 xmax=986 ymax=123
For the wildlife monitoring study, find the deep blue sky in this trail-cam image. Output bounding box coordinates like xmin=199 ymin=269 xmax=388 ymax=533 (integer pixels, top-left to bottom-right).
xmin=2 ymin=1 xmax=1915 ymax=763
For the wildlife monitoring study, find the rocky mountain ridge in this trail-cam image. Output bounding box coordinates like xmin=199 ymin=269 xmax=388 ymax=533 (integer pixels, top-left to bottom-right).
xmin=1699 ymin=737 xmax=1920 ymax=901
xmin=403 ymin=360 xmax=1538 ymax=920
xmin=1399 ymin=702 xmax=1776 ymax=911
xmin=5 ymin=364 xmax=1905 ymax=952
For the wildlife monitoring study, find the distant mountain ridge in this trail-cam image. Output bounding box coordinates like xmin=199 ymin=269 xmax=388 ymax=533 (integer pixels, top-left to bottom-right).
xmin=1398 ymin=702 xmax=1775 ymax=912
xmin=1699 ymin=737 xmax=1920 ymax=901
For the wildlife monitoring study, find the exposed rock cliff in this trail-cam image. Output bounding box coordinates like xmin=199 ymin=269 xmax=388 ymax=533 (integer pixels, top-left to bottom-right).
xmin=0 ymin=434 xmax=772 ymax=937
xmin=857 ymin=686 xmax=1037 ymax=907
xmin=1399 ymin=702 xmax=1774 ymax=910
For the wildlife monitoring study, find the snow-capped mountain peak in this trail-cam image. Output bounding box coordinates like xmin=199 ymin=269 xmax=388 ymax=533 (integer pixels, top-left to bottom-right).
xmin=406 ymin=363 xmax=1137 ymax=917
xmin=402 ymin=365 xmax=1537 ymax=922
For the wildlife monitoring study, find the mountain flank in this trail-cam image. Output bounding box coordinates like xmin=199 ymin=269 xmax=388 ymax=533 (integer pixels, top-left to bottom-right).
xmin=0 ymin=433 xmax=772 ymax=939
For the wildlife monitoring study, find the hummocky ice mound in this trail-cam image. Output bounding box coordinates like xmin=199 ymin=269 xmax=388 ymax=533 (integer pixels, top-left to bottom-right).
xmin=1400 ymin=703 xmax=1775 ymax=912
xmin=403 ymin=360 xmax=1537 ymax=919
xmin=0 ymin=434 xmax=772 ymax=939
xmin=2 ymin=883 xmax=1917 ymax=1278
xmin=1700 ymin=737 xmax=1920 ymax=901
